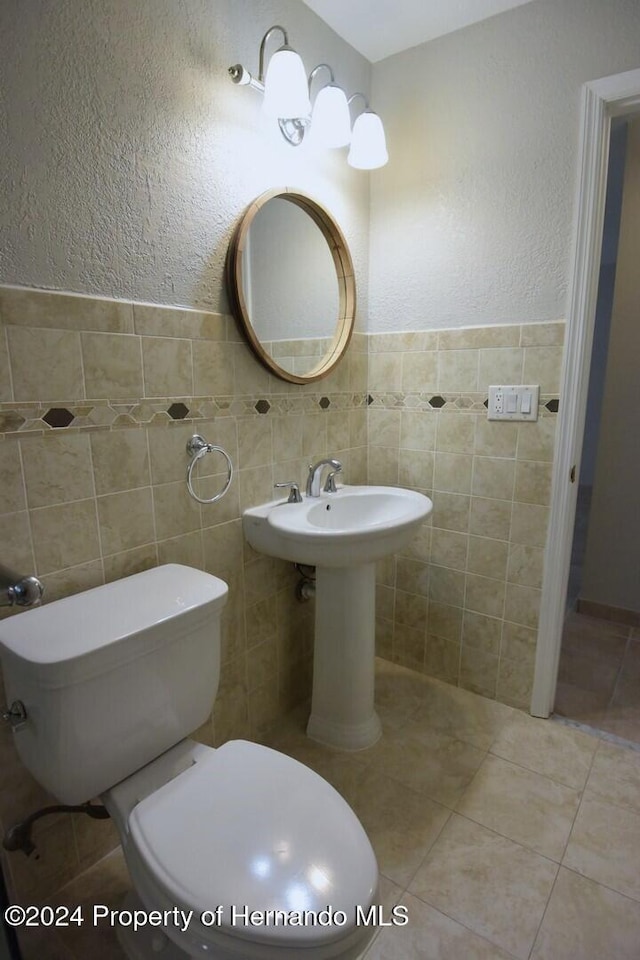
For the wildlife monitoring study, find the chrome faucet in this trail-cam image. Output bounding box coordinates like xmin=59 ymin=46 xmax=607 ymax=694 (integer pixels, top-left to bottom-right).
xmin=306 ymin=458 xmax=343 ymax=497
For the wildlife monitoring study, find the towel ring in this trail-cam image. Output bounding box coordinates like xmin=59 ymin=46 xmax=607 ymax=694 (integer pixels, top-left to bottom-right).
xmin=186 ymin=435 xmax=233 ymax=504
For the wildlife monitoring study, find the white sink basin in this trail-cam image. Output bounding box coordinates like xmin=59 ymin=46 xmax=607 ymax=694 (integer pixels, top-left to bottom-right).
xmin=243 ymin=484 xmax=432 ymax=751
xmin=243 ymin=485 xmax=433 ymax=567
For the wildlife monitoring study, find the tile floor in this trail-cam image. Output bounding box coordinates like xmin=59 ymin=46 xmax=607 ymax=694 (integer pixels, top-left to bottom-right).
xmin=561 ymin=482 xmax=640 ymax=745
xmin=555 ymin=613 xmax=640 ymax=744
xmin=15 ymin=659 xmax=640 ymax=960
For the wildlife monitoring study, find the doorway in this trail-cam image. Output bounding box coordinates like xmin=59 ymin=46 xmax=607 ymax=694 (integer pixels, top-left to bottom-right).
xmin=531 ymin=67 xmax=640 ymax=723
xmin=553 ymin=118 xmax=640 ymax=742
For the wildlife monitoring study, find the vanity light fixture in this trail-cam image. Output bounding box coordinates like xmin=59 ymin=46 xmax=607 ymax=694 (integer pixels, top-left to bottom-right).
xmin=228 ymin=26 xmax=388 ymax=169
xmin=229 ymin=25 xmax=311 ymax=121
xmin=308 ymin=65 xmax=351 ymax=149
xmin=347 ymin=94 xmax=389 ymax=170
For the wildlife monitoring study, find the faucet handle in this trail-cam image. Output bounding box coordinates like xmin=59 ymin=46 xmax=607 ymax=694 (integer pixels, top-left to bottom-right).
xmin=323 ymin=467 xmax=342 ymax=493
xmin=274 ymin=481 xmax=303 ymax=504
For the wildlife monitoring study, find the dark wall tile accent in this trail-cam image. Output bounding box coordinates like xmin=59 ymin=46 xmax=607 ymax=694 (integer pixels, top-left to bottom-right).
xmin=168 ymin=402 xmax=189 ymax=419
xmin=43 ymin=408 xmax=74 ymax=428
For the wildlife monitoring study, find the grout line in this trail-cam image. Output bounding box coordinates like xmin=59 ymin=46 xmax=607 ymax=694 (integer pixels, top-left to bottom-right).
xmin=556 ymin=728 xmax=600 ymax=865
xmin=450 ymin=805 xmax=562 ymax=868
xmin=401 ymin=804 xmax=453 ymax=894
xmin=405 ymin=859 xmax=522 ymax=960
xmin=484 ymin=746 xmax=593 ymax=793
xmin=3 ymin=324 xmax=16 ymax=402
xmin=86 ymin=434 xmax=106 ymax=587
xmin=15 ymin=438 xmax=38 ymax=579
xmin=77 ymin=328 xmax=88 ymax=402
xmin=143 ymin=427 xmax=160 ymax=571
xmin=526 ymin=859 xmax=562 ymax=958
xmin=608 ymin=632 xmax=634 ymax=708
xmin=559 ymin=863 xmax=640 ymax=906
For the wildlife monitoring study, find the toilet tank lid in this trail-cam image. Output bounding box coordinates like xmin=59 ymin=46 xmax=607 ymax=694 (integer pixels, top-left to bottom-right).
xmin=0 ymin=564 xmax=227 ymax=667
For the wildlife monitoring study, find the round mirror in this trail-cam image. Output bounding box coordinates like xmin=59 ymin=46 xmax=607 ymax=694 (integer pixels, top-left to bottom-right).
xmin=226 ymin=189 xmax=356 ymax=383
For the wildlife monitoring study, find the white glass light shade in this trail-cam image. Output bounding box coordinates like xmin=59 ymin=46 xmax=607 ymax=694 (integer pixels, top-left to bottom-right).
xmin=310 ymin=84 xmax=351 ymax=148
xmin=263 ymin=46 xmax=311 ymax=119
xmin=347 ymin=110 xmax=389 ymax=170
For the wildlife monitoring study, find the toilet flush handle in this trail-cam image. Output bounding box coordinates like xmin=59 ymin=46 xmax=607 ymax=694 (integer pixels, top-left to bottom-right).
xmin=1 ymin=701 xmax=28 ymax=730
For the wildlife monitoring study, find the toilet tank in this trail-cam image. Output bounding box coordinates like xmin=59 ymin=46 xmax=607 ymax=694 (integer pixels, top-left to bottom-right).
xmin=0 ymin=564 xmax=227 ymax=804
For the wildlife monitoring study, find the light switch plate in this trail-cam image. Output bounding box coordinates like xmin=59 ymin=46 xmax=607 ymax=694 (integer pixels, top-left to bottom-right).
xmin=487 ymin=385 xmax=539 ymax=421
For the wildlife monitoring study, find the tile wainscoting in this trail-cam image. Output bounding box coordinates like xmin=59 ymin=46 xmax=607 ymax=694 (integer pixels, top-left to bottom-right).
xmin=0 ymin=284 xmax=368 ymax=903
xmin=366 ymin=322 xmax=564 ymax=711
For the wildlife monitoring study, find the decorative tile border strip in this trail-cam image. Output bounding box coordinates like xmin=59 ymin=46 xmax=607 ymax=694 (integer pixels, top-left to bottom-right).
xmin=0 ymin=390 xmax=559 ymax=440
xmin=0 ymin=393 xmax=369 ymax=439
xmin=367 ymin=392 xmax=560 ymax=416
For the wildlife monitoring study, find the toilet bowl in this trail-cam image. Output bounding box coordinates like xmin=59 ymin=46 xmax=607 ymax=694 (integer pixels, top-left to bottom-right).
xmin=106 ymin=738 xmax=378 ymax=959
xmin=0 ymin=565 xmax=379 ymax=960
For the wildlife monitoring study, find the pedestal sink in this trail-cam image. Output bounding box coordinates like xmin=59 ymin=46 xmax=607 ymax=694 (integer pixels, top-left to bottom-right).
xmin=243 ymin=486 xmax=433 ymax=750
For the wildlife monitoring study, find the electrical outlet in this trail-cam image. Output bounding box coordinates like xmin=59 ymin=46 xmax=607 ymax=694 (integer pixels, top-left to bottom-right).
xmin=487 ymin=385 xmax=539 ymax=421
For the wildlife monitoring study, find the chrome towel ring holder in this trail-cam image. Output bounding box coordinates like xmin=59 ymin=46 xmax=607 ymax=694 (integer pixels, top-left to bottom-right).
xmin=186 ymin=435 xmax=233 ymax=505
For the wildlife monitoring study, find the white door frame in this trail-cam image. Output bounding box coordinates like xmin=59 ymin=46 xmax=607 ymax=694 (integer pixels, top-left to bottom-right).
xmin=531 ymin=68 xmax=640 ymax=718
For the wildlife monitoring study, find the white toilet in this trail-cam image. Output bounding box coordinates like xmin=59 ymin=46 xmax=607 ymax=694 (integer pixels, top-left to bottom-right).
xmin=0 ymin=564 xmax=379 ymax=959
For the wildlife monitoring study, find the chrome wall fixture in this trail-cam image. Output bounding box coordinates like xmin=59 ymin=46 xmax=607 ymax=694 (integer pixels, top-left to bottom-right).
xmin=185 ymin=435 xmax=233 ymax=505
xmin=0 ymin=563 xmax=44 ymax=608
xmin=228 ymin=25 xmax=388 ymax=170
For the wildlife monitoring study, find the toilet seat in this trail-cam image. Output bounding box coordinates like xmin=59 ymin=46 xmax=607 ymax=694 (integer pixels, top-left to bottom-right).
xmin=106 ymin=739 xmax=379 ymax=959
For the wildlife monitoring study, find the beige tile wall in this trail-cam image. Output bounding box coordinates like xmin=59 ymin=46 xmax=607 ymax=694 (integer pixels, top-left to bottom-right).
xmin=0 ymin=285 xmax=368 ymax=903
xmin=368 ymin=322 xmax=564 ymax=711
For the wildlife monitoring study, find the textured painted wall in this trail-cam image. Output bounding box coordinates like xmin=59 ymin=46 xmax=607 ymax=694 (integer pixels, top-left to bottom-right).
xmin=368 ymin=0 xmax=640 ymax=332
xmin=0 ymin=0 xmax=371 ymax=318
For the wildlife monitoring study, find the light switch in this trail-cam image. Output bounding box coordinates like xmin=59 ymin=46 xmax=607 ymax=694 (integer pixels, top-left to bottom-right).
xmin=487 ymin=385 xmax=539 ymax=421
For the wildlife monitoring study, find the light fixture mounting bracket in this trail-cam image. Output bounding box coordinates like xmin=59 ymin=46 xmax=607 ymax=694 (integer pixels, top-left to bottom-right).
xmin=278 ymin=117 xmax=311 ymax=147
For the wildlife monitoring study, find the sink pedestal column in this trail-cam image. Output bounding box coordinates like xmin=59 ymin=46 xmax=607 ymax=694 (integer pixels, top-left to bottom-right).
xmin=306 ymin=562 xmax=382 ymax=750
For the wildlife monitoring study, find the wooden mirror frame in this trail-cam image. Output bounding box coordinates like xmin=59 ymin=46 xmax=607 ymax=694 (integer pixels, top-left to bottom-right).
xmin=226 ymin=188 xmax=356 ymax=384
